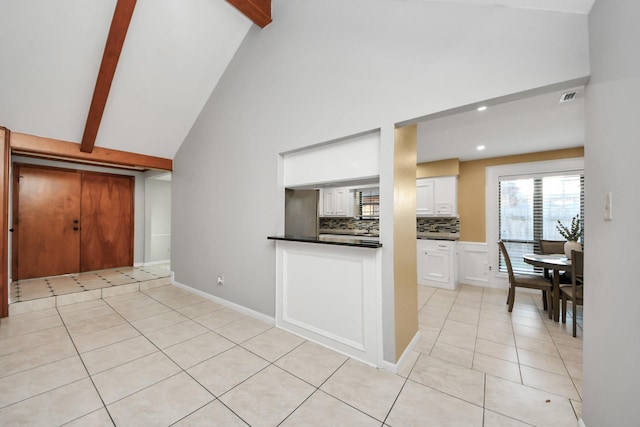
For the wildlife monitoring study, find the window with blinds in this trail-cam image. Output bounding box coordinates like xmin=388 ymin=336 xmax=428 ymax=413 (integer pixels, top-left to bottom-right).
xmin=498 ymin=172 xmax=584 ymax=275
xmin=355 ymin=189 xmax=379 ymax=219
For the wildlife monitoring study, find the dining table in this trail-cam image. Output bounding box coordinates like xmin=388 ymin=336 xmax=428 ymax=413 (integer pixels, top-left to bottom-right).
xmin=523 ymin=253 xmax=572 ymax=322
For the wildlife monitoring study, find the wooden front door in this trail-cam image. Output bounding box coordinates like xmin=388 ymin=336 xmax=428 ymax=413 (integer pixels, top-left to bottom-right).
xmin=13 ymin=165 xmax=134 ymax=280
xmin=80 ymin=173 xmax=133 ymax=272
xmin=14 ymin=165 xmax=82 ymax=279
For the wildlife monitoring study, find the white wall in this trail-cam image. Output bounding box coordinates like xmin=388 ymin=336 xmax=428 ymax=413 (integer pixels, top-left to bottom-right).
xmin=172 ymin=0 xmax=589 ymax=362
xmin=145 ymin=177 xmax=171 ymax=263
xmin=583 ymin=1 xmax=640 ymax=425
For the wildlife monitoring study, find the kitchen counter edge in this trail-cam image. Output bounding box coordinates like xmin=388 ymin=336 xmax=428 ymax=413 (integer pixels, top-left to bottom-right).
xmin=416 ymin=232 xmax=459 ymax=241
xmin=268 ymin=235 xmax=382 ymax=248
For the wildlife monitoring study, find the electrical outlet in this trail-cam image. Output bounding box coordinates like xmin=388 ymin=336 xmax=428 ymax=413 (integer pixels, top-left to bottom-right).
xmin=217 ymin=276 xmax=224 ymax=285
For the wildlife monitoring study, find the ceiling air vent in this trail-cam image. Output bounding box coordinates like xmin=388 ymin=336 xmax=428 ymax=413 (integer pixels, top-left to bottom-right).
xmin=559 ymin=91 xmax=577 ymax=103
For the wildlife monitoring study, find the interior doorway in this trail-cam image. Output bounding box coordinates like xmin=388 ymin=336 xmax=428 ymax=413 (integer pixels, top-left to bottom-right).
xmin=12 ymin=164 xmax=134 ymax=280
xmin=145 ymin=173 xmax=171 ymax=265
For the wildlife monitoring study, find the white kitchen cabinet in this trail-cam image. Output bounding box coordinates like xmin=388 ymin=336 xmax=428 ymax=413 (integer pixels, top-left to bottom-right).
xmin=416 ymin=176 xmax=457 ymax=216
xmin=417 ymin=239 xmax=457 ymax=290
xmin=416 ymin=179 xmax=435 ymax=215
xmin=320 ymin=188 xmax=354 ymax=217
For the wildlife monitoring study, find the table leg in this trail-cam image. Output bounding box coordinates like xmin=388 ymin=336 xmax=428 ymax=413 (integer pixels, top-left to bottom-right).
xmin=552 ymin=269 xmax=560 ymax=321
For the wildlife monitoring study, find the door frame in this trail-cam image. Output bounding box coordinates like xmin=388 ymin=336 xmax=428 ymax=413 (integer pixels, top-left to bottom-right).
xmin=0 ymin=128 xmax=10 ymax=317
xmin=0 ymin=130 xmax=171 ymax=317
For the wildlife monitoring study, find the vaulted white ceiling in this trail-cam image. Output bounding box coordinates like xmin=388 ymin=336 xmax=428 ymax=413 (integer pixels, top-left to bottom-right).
xmin=0 ymin=0 xmax=594 ymax=161
xmin=0 ymin=0 xmax=251 ymax=159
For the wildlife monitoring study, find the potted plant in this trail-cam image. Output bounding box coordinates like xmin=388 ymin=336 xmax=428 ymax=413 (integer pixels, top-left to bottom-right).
xmin=556 ymin=214 xmax=583 ymax=259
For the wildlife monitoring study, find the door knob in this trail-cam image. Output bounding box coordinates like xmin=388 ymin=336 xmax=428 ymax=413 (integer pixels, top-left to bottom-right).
xmin=73 ymin=219 xmax=79 ymax=224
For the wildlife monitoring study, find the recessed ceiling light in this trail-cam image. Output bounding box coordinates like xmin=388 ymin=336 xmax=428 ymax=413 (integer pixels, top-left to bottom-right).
xmin=477 ymin=106 xmax=487 ymax=112
xmin=477 ymin=145 xmax=485 ymax=151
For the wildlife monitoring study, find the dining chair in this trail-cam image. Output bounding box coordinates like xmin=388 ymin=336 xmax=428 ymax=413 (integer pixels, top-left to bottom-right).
xmin=561 ymin=249 xmax=584 ymax=337
xmin=539 ymin=239 xmax=571 ymax=284
xmin=498 ymin=240 xmax=553 ymax=317
xmin=539 ymin=239 xmax=565 ymax=276
xmin=539 ymin=239 xmax=565 ymax=255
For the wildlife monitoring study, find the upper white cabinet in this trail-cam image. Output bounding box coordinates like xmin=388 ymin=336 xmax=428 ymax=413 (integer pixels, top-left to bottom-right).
xmin=416 ymin=179 xmax=435 ymax=215
xmin=416 ymin=176 xmax=457 ymax=217
xmin=320 ymin=188 xmax=354 ymax=217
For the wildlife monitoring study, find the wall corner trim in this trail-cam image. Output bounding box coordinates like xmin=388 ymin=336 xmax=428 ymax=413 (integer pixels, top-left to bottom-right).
xmin=381 ymin=330 xmax=421 ymax=374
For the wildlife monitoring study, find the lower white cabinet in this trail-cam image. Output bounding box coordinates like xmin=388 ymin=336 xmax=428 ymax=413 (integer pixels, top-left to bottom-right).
xmin=417 ymin=239 xmax=457 ymax=290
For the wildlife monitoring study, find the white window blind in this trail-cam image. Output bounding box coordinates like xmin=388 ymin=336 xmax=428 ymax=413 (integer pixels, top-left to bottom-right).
xmin=355 ymin=189 xmax=379 ymax=219
xmin=499 ymin=172 xmax=584 ymax=275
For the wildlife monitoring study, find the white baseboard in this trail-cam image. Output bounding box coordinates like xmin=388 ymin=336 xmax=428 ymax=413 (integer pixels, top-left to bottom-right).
xmin=380 ymin=330 xmax=421 ymax=374
xmin=578 ymin=419 xmax=586 ymax=427
xmin=172 ymin=280 xmax=275 ymax=326
xmin=142 ymin=260 xmax=171 ymax=266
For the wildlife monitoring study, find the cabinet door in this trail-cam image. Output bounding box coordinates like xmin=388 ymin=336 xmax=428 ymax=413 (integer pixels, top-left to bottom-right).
xmin=433 ymin=177 xmax=457 ymax=216
xmin=323 ymin=189 xmax=335 ymax=215
xmin=416 ymin=179 xmax=434 ymax=216
xmin=334 ymin=188 xmax=349 ymax=216
xmin=418 ymin=242 xmax=450 ymax=284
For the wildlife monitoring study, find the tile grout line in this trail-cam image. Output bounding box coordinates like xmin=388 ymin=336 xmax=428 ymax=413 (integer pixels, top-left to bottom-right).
xmin=5 ymin=279 xmax=582 ymax=426
xmin=54 ymin=304 xmax=117 ymax=427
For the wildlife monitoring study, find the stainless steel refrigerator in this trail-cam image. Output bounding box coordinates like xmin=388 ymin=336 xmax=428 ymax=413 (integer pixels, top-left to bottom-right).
xmin=285 ymin=189 xmax=319 ymax=237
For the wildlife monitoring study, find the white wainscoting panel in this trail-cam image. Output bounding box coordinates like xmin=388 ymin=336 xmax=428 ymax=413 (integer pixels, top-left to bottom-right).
xmin=275 ymin=240 xmax=382 ymax=366
xmin=457 ymin=242 xmax=490 ymax=287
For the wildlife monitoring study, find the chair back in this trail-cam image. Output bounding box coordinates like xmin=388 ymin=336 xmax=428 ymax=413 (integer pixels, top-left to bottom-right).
xmin=539 ymin=239 xmax=565 ymax=255
xmin=497 ymin=240 xmax=516 ymax=285
xmin=571 ymin=250 xmax=584 ymax=283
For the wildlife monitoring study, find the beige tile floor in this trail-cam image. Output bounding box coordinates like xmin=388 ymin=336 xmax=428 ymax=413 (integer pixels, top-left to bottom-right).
xmin=10 ymin=265 xmax=173 ymax=303
xmin=0 ymin=281 xmax=583 ymax=426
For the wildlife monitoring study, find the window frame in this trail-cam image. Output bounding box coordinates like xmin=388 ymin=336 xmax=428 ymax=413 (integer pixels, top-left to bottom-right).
xmin=354 ymin=188 xmax=380 ymax=220
xmin=498 ymin=173 xmax=584 ymax=275
xmin=486 ymin=157 xmax=584 ymax=284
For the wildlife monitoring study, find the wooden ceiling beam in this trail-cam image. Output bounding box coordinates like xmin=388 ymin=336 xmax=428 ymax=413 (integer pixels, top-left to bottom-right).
xmin=227 ymin=0 xmax=272 ymax=28
xmin=80 ymin=0 xmax=137 ymax=153
xmin=12 ymin=132 xmax=172 ymax=171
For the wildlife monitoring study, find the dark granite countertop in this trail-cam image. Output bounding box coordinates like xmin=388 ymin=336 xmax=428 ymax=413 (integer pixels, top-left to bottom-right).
xmin=416 ymin=232 xmax=460 ymax=241
xmin=268 ymin=235 xmax=382 ymax=248
xmin=318 ymin=229 xmax=379 ymax=238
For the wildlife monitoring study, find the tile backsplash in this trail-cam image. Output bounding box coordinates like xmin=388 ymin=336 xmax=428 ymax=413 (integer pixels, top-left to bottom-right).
xmin=320 ymin=218 xmax=379 ymax=233
xmin=320 ymin=217 xmax=459 ymax=234
xmin=417 ymin=217 xmax=459 ymax=233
